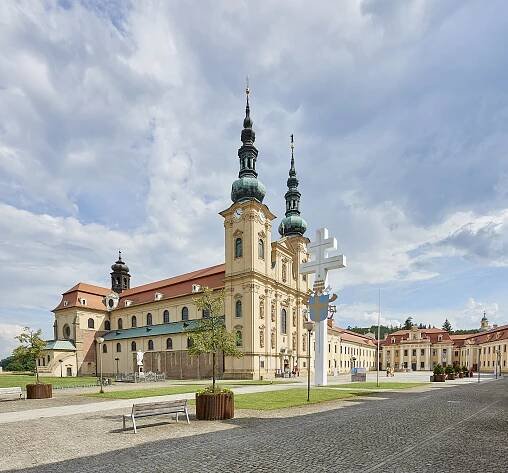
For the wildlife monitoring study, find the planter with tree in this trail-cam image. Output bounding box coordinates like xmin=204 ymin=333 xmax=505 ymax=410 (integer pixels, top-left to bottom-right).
xmin=445 ymin=364 xmax=455 ymax=380
xmin=433 ymin=364 xmax=445 ymax=382
xmin=462 ymin=365 xmax=469 ymax=377
xmin=454 ymin=364 xmax=463 ymax=378
xmin=188 ymin=288 xmax=242 ymax=420
xmin=15 ymin=327 xmax=52 ymax=399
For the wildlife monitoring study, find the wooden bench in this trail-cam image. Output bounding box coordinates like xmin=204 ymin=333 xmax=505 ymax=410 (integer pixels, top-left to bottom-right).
xmin=0 ymin=387 xmax=24 ymax=401
xmin=123 ymin=399 xmax=190 ymax=433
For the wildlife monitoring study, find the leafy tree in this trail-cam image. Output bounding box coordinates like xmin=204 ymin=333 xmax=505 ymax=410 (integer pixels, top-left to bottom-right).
xmin=14 ymin=327 xmax=46 ymax=383
xmin=442 ymin=318 xmax=452 ymax=333
xmin=188 ymin=288 xmax=242 ymax=392
xmin=403 ymin=317 xmax=413 ymax=330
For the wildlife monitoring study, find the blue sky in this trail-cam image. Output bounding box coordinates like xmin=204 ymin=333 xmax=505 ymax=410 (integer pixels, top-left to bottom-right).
xmin=1 ymin=0 xmax=507 ymax=356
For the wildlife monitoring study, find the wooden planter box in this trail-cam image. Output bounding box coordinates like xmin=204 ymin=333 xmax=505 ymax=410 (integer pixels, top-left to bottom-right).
xmin=447 ymin=374 xmax=455 ymax=380
xmin=26 ymin=383 xmax=52 ymax=399
xmin=433 ymin=374 xmax=446 ymax=382
xmin=458 ymin=372 xmax=464 ymax=378
xmin=195 ymin=392 xmax=234 ymax=420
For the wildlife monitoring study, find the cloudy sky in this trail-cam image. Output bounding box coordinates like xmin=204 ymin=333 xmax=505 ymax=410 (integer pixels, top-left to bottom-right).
xmin=1 ymin=0 xmax=507 ymax=357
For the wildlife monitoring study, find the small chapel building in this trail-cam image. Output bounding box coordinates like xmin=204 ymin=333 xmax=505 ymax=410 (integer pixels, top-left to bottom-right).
xmin=39 ymin=90 xmax=377 ymax=379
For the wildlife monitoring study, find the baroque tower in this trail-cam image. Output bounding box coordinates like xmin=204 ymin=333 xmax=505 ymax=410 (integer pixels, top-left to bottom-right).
xmin=110 ymin=251 xmax=130 ymax=293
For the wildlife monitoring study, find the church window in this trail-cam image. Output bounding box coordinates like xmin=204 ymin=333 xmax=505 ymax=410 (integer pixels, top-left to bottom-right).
xmin=182 ymin=307 xmax=189 ymax=321
xmin=259 ymin=299 xmax=264 ymax=319
xmin=271 ymin=332 xmax=276 ymax=349
xmin=166 ymin=338 xmax=173 ymax=350
xmin=102 ymin=344 xmax=107 ymax=353
xmin=271 ymin=303 xmax=276 ymax=322
xmin=104 ymin=320 xmax=111 ymax=331
xmin=163 ymin=310 xmax=170 ymax=324
xmin=131 ymin=341 xmax=136 ymax=351
xmin=116 ymin=343 xmax=121 ymax=352
xmin=203 ymin=306 xmax=210 ymax=318
xmin=235 ymin=300 xmax=242 ymax=318
xmin=292 ymin=309 xmax=296 ymax=327
xmin=236 ymin=330 xmax=243 ymax=347
xmin=87 ymin=318 xmax=94 ymax=329
xmin=187 ymin=337 xmax=193 ymax=349
xmin=148 ymin=340 xmax=154 ymax=351
xmin=63 ymin=324 xmax=71 ymax=339
xmin=123 ymin=277 xmax=127 ymax=288
xmin=131 ymin=316 xmax=137 ymax=328
xmin=282 ymin=263 xmax=287 ymax=282
xmin=235 ymin=238 xmax=243 ymax=258
xmin=146 ymin=313 xmax=153 ymax=326
xmin=259 ymin=330 xmax=264 ymax=348
xmin=281 ymin=309 xmax=287 ymax=334
xmin=258 ymin=239 xmax=264 ymax=259
xmin=118 ymin=318 xmax=123 ymax=329
xmin=302 ymin=335 xmax=307 ymax=352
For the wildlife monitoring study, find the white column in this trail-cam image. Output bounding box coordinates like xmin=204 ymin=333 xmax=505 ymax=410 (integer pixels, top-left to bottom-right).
xmin=425 ymin=347 xmax=430 ymax=370
xmin=391 ymin=348 xmax=395 ymax=369
xmin=438 ymin=348 xmax=442 ymax=366
xmin=416 ymin=347 xmax=421 ymax=371
xmin=315 ymin=320 xmax=327 ymax=386
xmin=447 ymin=347 xmax=452 ymax=366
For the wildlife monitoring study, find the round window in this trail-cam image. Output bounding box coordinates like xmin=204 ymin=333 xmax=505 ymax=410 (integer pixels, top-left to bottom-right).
xmin=108 ymin=298 xmax=114 ymax=308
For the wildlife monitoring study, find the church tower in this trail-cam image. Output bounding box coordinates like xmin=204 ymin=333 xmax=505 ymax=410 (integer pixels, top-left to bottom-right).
xmin=110 ymin=251 xmax=130 ymax=293
xmin=279 ymin=134 xmax=307 ymax=238
xmin=220 ymin=86 xmax=276 ymax=378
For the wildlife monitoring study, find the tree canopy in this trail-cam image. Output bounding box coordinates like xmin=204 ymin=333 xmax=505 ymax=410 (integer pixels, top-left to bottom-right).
xmin=442 ymin=318 xmax=452 ymax=333
xmin=14 ymin=327 xmax=46 ymax=383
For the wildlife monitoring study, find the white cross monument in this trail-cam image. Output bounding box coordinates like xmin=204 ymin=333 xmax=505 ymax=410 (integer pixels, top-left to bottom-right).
xmin=300 ymin=227 xmax=346 ymax=386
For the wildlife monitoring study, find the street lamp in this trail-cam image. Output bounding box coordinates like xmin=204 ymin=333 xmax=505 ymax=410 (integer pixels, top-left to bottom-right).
xmin=58 ymin=359 xmax=63 ymax=378
xmin=96 ymin=337 xmax=105 ymax=394
xmin=304 ymin=320 xmax=315 ymax=402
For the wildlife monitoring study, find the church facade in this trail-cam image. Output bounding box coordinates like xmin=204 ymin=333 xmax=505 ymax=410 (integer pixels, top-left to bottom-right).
xmin=39 ymin=90 xmax=377 ymax=379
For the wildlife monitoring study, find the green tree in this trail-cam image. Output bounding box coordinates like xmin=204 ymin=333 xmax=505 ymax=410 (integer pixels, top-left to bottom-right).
xmin=14 ymin=327 xmax=46 ymax=383
xmin=403 ymin=317 xmax=413 ymax=330
xmin=188 ymin=288 xmax=242 ymax=392
xmin=442 ymin=318 xmax=452 ymax=333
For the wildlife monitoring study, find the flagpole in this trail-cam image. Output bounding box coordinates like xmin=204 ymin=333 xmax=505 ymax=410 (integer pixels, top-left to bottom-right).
xmin=376 ymin=288 xmax=381 ymax=388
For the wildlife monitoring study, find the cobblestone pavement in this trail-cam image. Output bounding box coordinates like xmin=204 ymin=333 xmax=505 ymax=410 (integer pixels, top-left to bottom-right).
xmin=3 ymin=378 xmax=507 ymax=473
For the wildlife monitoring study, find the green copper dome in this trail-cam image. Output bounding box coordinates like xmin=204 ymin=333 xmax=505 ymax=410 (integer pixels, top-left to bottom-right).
xmin=231 ymin=89 xmax=266 ymax=204
xmin=279 ymin=214 xmax=307 ymax=237
xmin=232 ymin=176 xmax=266 ymax=203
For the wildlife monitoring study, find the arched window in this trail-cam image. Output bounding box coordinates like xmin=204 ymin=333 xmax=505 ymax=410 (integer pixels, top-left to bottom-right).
xmin=187 ymin=337 xmax=193 ymax=348
xmin=116 ymin=343 xmax=121 ymax=352
xmin=182 ymin=307 xmax=189 ymax=321
xmin=118 ymin=318 xmax=123 ymax=330
xmin=281 ymin=309 xmax=287 ymax=334
xmin=104 ymin=320 xmax=111 ymax=331
xmin=234 ymin=237 xmax=243 ymax=258
xmin=148 ymin=339 xmax=154 ymax=351
xmin=258 ymin=239 xmax=264 ymax=259
xmin=163 ymin=310 xmax=170 ymax=324
xmin=203 ymin=306 xmax=210 ymax=318
xmin=236 ymin=330 xmax=243 ymax=347
xmin=102 ymin=344 xmax=107 ymax=353
xmin=131 ymin=341 xmax=137 ymax=351
xmin=146 ymin=313 xmax=153 ymax=326
xmin=87 ymin=318 xmax=94 ymax=329
xmin=166 ymin=338 xmax=173 ymax=350
xmin=63 ymin=324 xmax=71 ymax=339
xmin=235 ymin=300 xmax=242 ymax=318
xmin=131 ymin=315 xmax=137 ymax=328
xmin=259 ymin=330 xmax=264 ymax=348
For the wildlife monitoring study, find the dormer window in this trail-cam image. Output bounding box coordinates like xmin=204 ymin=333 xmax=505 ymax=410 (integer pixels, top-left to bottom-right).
xmin=124 ymin=300 xmax=132 ymax=307
xmin=80 ymin=298 xmax=87 ymax=306
xmin=154 ymin=292 xmax=163 ymax=301
xmin=63 ymin=300 xmax=68 ymax=307
xmin=391 ymin=337 xmax=395 ymax=344
xmin=438 ymin=335 xmax=442 ymax=342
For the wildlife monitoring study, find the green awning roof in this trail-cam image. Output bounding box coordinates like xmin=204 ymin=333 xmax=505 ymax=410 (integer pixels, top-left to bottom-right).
xmin=44 ymin=340 xmax=76 ymax=351
xmin=102 ymin=318 xmax=206 ymax=341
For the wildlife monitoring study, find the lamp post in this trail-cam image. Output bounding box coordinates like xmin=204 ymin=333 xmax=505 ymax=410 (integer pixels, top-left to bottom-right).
xmin=304 ymin=320 xmax=315 ymax=402
xmin=97 ymin=337 xmax=105 ymax=394
xmin=477 ymin=347 xmax=481 ymax=384
xmin=59 ymin=359 xmax=63 ymax=378
xmin=115 ymin=357 xmax=120 ymax=376
xmin=495 ymin=349 xmax=501 ymax=379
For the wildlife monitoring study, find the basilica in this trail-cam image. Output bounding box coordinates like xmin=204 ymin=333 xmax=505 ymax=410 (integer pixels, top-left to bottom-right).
xmin=39 ymin=90 xmax=377 ymax=379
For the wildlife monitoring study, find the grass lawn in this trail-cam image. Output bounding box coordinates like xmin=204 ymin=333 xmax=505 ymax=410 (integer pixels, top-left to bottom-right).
xmin=0 ymin=374 xmax=98 ymax=389
xmin=85 ymin=384 xmax=206 ymax=399
xmin=325 ymin=382 xmax=426 ymax=390
xmin=234 ymin=388 xmax=368 ymax=410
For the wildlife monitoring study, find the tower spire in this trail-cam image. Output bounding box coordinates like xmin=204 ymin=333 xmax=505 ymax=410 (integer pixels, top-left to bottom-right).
xmin=279 ymin=134 xmax=307 ymax=237
xmin=231 ymin=82 xmax=266 ymax=203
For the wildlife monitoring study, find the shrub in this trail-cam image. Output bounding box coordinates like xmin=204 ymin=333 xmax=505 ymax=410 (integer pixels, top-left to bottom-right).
xmin=454 ymin=365 xmax=461 ymax=374
xmin=433 ymin=364 xmax=444 ymax=375
xmin=462 ymin=365 xmax=468 ymax=372
xmin=444 ymin=365 xmax=454 ymax=375
xmin=196 ymin=385 xmax=232 ymax=396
